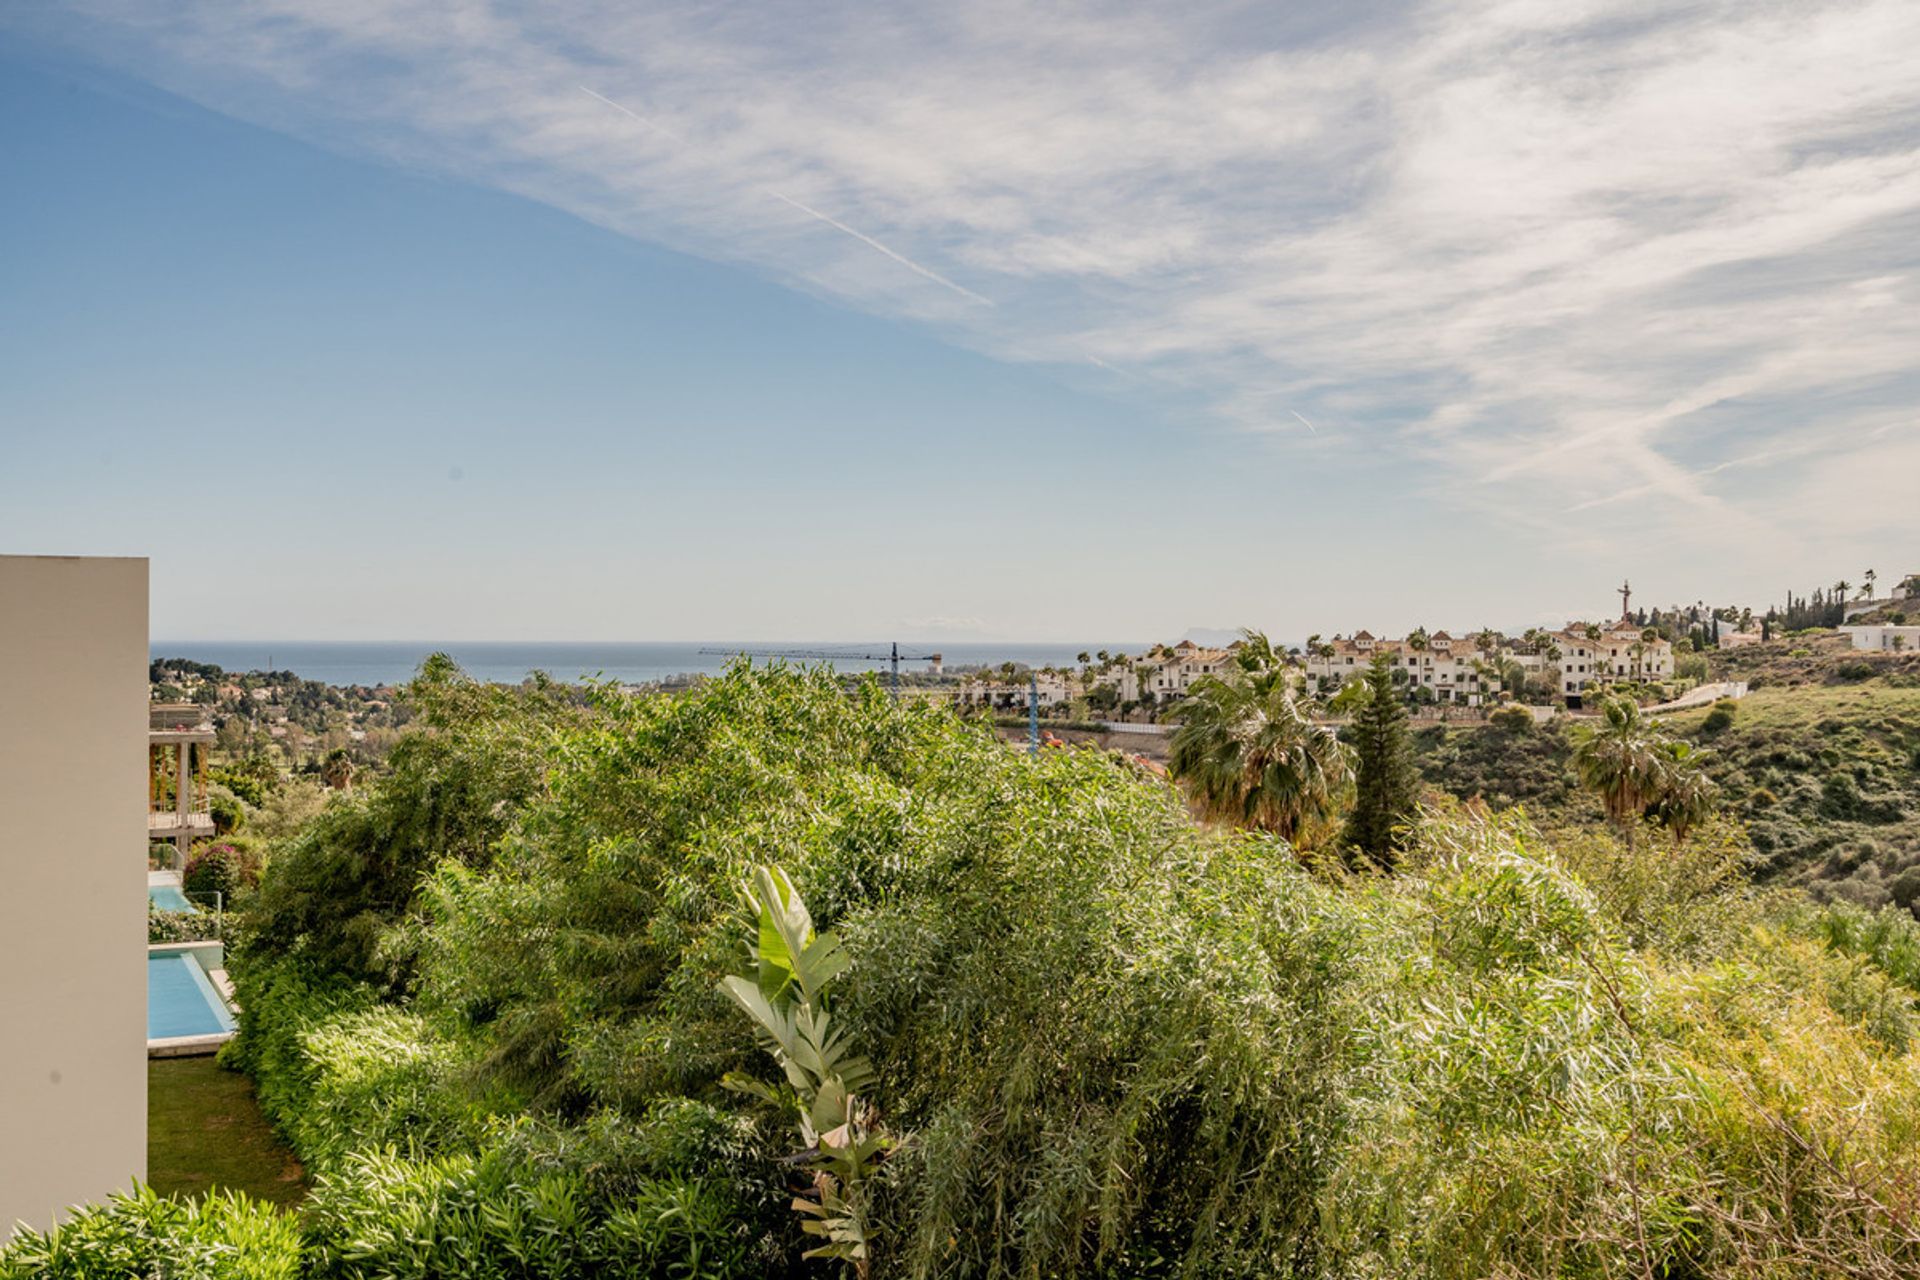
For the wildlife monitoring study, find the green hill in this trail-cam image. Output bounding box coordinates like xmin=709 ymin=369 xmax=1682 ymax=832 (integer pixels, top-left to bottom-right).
xmin=1662 ymin=682 xmax=1920 ymax=908
xmin=1413 ymin=677 xmax=1920 ymax=911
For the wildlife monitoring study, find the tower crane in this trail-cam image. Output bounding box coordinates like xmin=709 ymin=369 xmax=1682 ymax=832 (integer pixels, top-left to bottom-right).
xmin=698 ymin=641 xmax=941 ymax=698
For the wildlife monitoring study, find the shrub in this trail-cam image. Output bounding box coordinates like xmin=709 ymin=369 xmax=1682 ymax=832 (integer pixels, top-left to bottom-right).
xmin=240 ymin=655 xmax=586 ymax=989
xmin=0 ymin=1184 xmax=300 ymax=1280
xmin=1808 ymin=901 xmax=1920 ymax=989
xmin=220 ymin=960 xmax=482 ymax=1176
xmin=149 ymin=901 xmax=220 ymax=943
xmin=208 ymin=782 xmax=249 ymax=835
xmin=184 ymin=843 xmax=256 ymax=906
xmin=305 ymin=1150 xmax=758 ymax=1280
xmin=1487 ymin=703 xmax=1534 ymax=733
xmin=1701 ymin=697 xmax=1739 ymax=733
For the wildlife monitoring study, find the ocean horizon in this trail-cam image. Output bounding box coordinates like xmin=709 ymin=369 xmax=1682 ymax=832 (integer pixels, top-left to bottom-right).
xmin=150 ymin=640 xmax=1159 ymax=688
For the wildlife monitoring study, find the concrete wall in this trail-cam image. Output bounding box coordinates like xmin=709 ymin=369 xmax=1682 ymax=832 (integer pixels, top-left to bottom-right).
xmin=0 ymin=556 xmax=147 ymax=1235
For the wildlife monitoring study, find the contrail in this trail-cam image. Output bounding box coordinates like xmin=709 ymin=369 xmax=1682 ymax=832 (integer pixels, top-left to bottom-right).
xmin=580 ymin=86 xmax=991 ymax=307
xmin=1290 ymin=409 xmax=1317 ymax=433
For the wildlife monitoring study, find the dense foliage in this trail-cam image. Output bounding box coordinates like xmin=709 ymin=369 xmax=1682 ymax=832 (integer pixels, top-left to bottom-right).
xmin=26 ymin=660 xmax=1920 ymax=1278
xmin=0 ymin=1185 xmax=300 ymax=1280
xmin=235 ymin=655 xmax=587 ymax=989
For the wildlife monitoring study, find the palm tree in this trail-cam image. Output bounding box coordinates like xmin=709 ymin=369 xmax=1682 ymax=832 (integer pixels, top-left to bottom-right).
xmin=1168 ymin=675 xmax=1351 ymax=842
xmin=1649 ymin=740 xmax=1718 ymax=843
xmin=1230 ymin=629 xmax=1287 ymax=693
xmin=1570 ymin=697 xmax=1665 ymax=848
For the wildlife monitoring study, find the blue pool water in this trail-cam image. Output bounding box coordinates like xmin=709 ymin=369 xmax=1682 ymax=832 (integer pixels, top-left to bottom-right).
xmin=149 ymin=884 xmax=195 ymax=913
xmin=148 ymin=952 xmax=235 ymax=1040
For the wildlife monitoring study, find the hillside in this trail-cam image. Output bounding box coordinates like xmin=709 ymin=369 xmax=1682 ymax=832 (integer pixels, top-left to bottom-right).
xmin=1662 ymin=682 xmax=1920 ymax=909
xmin=1707 ymin=629 xmax=1920 ymax=687
xmin=1413 ymin=673 xmax=1920 ymax=912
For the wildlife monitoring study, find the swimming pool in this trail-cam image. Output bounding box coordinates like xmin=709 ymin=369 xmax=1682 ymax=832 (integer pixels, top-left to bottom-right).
xmin=149 ymin=884 xmax=195 ymax=913
xmin=148 ymin=951 xmax=235 ymax=1040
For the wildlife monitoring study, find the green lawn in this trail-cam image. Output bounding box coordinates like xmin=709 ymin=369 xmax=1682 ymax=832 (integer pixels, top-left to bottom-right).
xmin=148 ymin=1057 xmax=307 ymax=1205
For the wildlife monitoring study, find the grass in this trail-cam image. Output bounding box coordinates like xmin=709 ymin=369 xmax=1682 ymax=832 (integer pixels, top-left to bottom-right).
xmin=148 ymin=1056 xmax=307 ymax=1206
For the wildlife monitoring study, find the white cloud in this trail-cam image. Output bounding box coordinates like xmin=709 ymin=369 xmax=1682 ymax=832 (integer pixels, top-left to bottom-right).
xmin=25 ymin=0 xmax=1920 ymax=561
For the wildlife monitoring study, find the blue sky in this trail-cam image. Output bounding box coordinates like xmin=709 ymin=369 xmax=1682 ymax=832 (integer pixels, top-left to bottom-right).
xmin=3 ymin=2 xmax=1917 ymax=643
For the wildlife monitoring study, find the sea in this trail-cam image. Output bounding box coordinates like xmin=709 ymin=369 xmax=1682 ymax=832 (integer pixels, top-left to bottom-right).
xmin=149 ymin=641 xmax=1152 ymax=688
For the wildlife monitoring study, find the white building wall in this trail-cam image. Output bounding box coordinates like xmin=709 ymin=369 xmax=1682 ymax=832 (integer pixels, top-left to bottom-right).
xmin=1843 ymin=625 xmax=1920 ymax=651
xmin=0 ymin=556 xmax=148 ymax=1235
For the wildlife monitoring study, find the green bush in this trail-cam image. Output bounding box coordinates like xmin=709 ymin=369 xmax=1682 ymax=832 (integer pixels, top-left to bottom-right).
xmin=0 ymin=1184 xmax=300 ymax=1280
xmin=149 ymin=900 xmax=220 ymax=943
xmin=238 ymin=655 xmax=586 ymax=989
xmin=220 ymin=960 xmax=482 ymax=1176
xmin=184 ymin=843 xmax=255 ymax=905
xmin=1701 ymin=697 xmax=1739 ymax=733
xmin=306 ymin=1149 xmax=756 ymax=1280
xmin=208 ymin=783 xmax=249 ymax=836
xmin=1487 ymin=704 xmax=1534 ymax=733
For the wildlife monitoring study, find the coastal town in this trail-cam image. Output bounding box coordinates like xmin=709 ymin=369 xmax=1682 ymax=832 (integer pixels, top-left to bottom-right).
xmin=956 ymin=576 xmax=1916 ymax=715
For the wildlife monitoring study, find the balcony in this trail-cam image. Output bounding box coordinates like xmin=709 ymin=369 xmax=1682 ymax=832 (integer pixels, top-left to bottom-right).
xmin=147 ymin=809 xmax=214 ymax=840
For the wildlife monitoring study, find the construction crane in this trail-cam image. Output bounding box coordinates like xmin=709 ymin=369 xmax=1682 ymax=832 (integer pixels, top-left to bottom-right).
xmin=698 ymin=641 xmax=941 ymax=698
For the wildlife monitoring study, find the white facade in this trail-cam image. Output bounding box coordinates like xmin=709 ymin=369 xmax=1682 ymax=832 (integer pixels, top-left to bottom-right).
xmin=1305 ymin=621 xmax=1674 ymax=705
xmin=956 ymin=670 xmax=1078 ymax=710
xmin=1304 ymin=631 xmax=1497 ymax=705
xmin=1843 ymin=625 xmax=1920 ymax=652
xmin=0 ymin=556 xmax=149 ymax=1235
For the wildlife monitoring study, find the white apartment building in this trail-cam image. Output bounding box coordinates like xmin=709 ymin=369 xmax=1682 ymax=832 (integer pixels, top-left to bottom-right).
xmin=1562 ymin=623 xmax=1674 ymax=698
xmin=1303 ymin=630 xmax=1498 ymax=705
xmin=955 ymin=640 xmax=1240 ymax=712
xmin=1127 ymin=640 xmax=1235 ymax=703
xmin=955 ymin=669 xmax=1079 ymax=711
xmin=1305 ymin=621 xmax=1674 ymax=706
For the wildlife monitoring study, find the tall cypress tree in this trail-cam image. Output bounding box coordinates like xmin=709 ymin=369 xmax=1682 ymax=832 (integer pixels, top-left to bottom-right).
xmin=1343 ymin=652 xmax=1420 ymax=866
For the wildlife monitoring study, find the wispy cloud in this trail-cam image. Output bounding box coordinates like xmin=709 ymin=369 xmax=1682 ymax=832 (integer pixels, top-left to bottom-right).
xmin=21 ymin=0 xmax=1920 ymax=560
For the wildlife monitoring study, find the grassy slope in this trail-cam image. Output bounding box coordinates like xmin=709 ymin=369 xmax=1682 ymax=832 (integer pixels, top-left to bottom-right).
xmin=1661 ymin=681 xmax=1920 ymax=906
xmin=148 ymin=1057 xmax=307 ymax=1206
xmin=1413 ymin=652 xmax=1920 ymax=911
